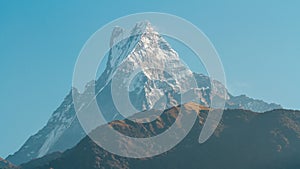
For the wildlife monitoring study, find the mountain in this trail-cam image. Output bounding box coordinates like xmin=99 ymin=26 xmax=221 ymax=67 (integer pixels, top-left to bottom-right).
xmin=6 ymin=21 xmax=281 ymax=165
xmin=226 ymin=94 xmax=282 ymax=112
xmin=16 ymin=102 xmax=300 ymax=169
xmin=0 ymin=157 xmax=16 ymax=169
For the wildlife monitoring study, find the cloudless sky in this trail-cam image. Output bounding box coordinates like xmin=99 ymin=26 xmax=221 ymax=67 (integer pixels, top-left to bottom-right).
xmin=1 ymin=0 xmax=300 ymax=158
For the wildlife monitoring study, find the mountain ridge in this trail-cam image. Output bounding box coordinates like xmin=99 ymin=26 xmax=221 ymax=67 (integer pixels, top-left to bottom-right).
xmin=0 ymin=157 xmax=16 ymax=169
xmin=13 ymin=102 xmax=300 ymax=169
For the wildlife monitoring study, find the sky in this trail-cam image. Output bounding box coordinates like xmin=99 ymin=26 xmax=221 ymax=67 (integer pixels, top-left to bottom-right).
xmin=1 ymin=0 xmax=300 ymax=158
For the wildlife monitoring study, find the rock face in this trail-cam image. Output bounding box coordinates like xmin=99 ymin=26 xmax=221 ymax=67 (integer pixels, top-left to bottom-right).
xmin=0 ymin=157 xmax=16 ymax=169
xmin=6 ymin=22 xmax=281 ymax=165
xmin=18 ymin=103 xmax=300 ymax=169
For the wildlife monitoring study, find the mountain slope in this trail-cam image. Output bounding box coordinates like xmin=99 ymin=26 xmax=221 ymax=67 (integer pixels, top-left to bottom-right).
xmin=6 ymin=92 xmax=86 ymax=165
xmin=0 ymin=157 xmax=16 ymax=169
xmin=18 ymin=103 xmax=300 ymax=169
xmin=6 ymin=22 xmax=281 ymax=165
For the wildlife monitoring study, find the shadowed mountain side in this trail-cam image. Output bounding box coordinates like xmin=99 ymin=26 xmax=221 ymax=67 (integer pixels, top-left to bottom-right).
xmin=0 ymin=157 xmax=16 ymax=169
xmin=16 ymin=103 xmax=300 ymax=169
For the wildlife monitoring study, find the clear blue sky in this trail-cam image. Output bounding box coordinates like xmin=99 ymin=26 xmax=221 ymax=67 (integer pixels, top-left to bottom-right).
xmin=1 ymin=0 xmax=300 ymax=158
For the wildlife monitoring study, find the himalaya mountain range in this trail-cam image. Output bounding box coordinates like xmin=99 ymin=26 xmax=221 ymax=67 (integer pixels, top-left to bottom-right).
xmin=2 ymin=22 xmax=295 ymax=169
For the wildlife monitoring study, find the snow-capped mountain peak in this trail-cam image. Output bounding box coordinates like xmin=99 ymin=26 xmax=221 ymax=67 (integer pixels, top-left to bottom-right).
xmin=103 ymin=21 xmax=196 ymax=113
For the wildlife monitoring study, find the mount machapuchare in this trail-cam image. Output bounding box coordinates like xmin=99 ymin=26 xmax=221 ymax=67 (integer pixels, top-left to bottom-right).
xmin=6 ymin=22 xmax=281 ymax=165
xmin=12 ymin=102 xmax=300 ymax=169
